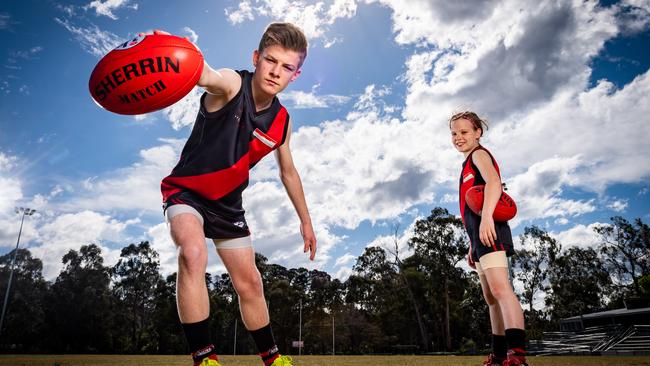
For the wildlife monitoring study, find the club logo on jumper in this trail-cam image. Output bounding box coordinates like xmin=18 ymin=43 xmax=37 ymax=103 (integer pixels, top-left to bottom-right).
xmin=114 ymin=34 xmax=146 ymax=51
xmin=233 ymin=221 xmax=246 ymax=228
xmin=463 ymin=173 xmax=474 ymax=183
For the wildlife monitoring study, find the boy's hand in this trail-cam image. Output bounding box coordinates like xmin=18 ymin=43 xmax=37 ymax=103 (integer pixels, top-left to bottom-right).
xmin=138 ymin=29 xmax=170 ymax=36
xmin=138 ymin=29 xmax=190 ymax=42
xmin=301 ymin=221 xmax=317 ymax=260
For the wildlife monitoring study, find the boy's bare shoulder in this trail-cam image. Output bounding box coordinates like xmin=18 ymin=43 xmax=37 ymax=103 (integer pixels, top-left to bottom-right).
xmin=201 ymin=67 xmax=243 ymax=113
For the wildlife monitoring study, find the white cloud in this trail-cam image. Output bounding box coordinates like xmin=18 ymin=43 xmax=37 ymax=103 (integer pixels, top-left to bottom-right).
xmin=615 ymin=0 xmax=650 ymax=35
xmin=0 ymin=152 xmax=17 ymax=171
xmin=555 ymin=217 xmax=569 ymax=225
xmin=225 ymin=0 xmax=358 ymax=44
xmin=8 ymin=46 xmax=43 ymax=62
xmin=364 ymin=220 xmax=417 ymax=263
xmin=440 ymin=193 xmax=457 ymax=204
xmin=56 ymin=5 xmax=76 ymax=17
xmin=29 ymin=210 xmax=139 ymax=279
xmin=334 ymin=266 xmax=353 ymax=281
xmin=280 ymin=85 xmax=351 ymax=109
xmin=162 ymin=88 xmax=203 ymax=130
xmin=399 ymin=1 xmax=618 ymax=123
xmin=333 ymin=253 xmax=356 ymax=267
xmin=182 ymin=26 xmax=199 ymax=44
xmin=0 ymin=12 xmax=14 ymax=30
xmin=86 ymin=0 xmax=137 ymax=20
xmin=225 ymin=1 xmax=255 ymax=24
xmin=242 ymin=180 xmax=343 ymax=270
xmin=507 ymin=156 xmax=596 ymax=227
xmin=0 ymin=153 xmax=23 ymax=218
xmin=279 ymin=87 xmax=440 ymax=230
xmin=552 ymin=223 xmax=605 ymax=250
xmin=607 ymin=198 xmax=629 ymax=212
xmin=58 ymin=139 xmax=183 ymax=214
xmin=55 ymin=18 xmax=124 ymax=57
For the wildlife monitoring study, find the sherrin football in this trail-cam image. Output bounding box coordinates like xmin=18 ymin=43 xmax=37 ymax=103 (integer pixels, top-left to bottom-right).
xmin=89 ymin=33 xmax=204 ymax=115
xmin=465 ymin=185 xmax=517 ymax=222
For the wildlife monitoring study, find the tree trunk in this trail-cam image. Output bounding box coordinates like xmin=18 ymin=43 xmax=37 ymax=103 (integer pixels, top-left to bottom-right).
xmin=400 ymin=272 xmax=429 ymax=352
xmin=444 ymin=277 xmax=451 ymax=351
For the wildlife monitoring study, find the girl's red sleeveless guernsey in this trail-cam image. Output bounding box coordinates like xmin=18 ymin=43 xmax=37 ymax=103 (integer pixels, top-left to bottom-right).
xmin=459 ymin=145 xmax=514 ymax=261
xmin=160 ymin=70 xmax=290 ymax=217
xmin=458 ymin=145 xmax=501 ymax=225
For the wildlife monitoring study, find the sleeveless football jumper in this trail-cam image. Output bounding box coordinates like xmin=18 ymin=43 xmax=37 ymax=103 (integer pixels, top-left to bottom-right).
xmin=459 ymin=146 xmax=514 ymax=262
xmin=161 ymin=70 xmax=290 ymax=239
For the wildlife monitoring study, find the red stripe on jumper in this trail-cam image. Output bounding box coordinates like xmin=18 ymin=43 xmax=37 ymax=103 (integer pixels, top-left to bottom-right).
xmin=161 ymin=153 xmax=250 ymax=201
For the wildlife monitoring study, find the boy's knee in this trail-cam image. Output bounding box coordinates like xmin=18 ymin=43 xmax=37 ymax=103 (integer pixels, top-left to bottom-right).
xmin=235 ymin=272 xmax=264 ymax=299
xmin=178 ymin=244 xmax=207 ymax=271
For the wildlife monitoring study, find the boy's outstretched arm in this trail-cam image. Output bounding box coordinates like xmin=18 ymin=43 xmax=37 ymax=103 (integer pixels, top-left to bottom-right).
xmin=275 ymin=119 xmax=317 ymax=260
xmin=197 ymin=63 xmax=241 ymax=98
xmin=144 ymin=30 xmax=241 ymax=111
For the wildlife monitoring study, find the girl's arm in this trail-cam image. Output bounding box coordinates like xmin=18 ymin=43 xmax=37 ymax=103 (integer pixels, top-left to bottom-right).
xmin=472 ymin=150 xmax=502 ymax=247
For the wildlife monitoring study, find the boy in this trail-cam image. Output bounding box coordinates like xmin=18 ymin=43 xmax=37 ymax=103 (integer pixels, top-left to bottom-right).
xmin=160 ymin=23 xmax=317 ymax=366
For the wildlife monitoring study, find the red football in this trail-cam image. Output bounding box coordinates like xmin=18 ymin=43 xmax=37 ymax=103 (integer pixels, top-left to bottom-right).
xmin=89 ymin=33 xmax=204 ymax=115
xmin=465 ymin=185 xmax=517 ymax=222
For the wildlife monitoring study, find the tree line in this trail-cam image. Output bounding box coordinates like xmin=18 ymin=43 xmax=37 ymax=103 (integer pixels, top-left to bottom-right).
xmin=0 ymin=208 xmax=648 ymax=355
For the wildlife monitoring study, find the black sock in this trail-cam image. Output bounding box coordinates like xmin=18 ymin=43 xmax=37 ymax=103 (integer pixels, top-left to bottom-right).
xmin=182 ymin=318 xmax=216 ymax=362
xmin=492 ymin=334 xmax=507 ymax=358
xmin=505 ymin=328 xmax=526 ymax=354
xmin=250 ymin=323 xmax=280 ymax=365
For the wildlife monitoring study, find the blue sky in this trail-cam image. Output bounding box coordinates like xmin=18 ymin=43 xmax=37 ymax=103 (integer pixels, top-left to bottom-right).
xmin=1 ymin=0 xmax=649 ymax=286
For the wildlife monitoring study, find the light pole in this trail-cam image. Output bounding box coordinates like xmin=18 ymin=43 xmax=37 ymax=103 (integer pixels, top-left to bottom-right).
xmin=298 ymin=298 xmax=302 ymax=356
xmin=332 ymin=310 xmax=335 ymax=356
xmin=0 ymin=207 xmax=36 ymax=338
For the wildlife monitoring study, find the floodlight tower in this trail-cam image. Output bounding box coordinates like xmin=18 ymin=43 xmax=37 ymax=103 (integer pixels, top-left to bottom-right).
xmin=0 ymin=207 xmax=36 ymax=337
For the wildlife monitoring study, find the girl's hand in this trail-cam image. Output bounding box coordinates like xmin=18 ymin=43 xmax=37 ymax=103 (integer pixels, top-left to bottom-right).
xmin=479 ymin=215 xmax=497 ymax=247
xmin=467 ymin=244 xmax=476 ymax=269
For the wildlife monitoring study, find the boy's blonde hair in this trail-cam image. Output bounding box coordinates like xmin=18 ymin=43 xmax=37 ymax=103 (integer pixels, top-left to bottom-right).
xmin=258 ymin=22 xmax=308 ymax=67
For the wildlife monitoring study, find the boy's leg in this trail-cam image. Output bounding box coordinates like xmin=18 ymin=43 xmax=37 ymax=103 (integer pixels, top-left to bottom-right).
xmin=169 ymin=212 xmax=219 ymax=365
xmin=217 ymin=246 xmax=282 ymax=365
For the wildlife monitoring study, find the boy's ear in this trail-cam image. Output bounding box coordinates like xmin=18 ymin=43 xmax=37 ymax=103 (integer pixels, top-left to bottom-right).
xmin=290 ymin=69 xmax=302 ymax=82
xmin=252 ymin=49 xmax=260 ymax=68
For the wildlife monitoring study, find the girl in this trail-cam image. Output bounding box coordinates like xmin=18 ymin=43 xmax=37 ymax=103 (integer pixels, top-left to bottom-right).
xmin=450 ymin=111 xmax=528 ymax=366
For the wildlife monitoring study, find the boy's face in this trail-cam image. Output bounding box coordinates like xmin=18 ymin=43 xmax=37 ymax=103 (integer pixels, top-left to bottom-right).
xmin=252 ymin=44 xmax=302 ymax=96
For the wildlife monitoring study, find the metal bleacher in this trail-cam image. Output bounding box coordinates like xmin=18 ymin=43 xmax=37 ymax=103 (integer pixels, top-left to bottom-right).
xmin=595 ymin=325 xmax=650 ymax=354
xmin=530 ymin=325 xmax=650 ymax=355
xmin=529 ymin=325 xmax=620 ymax=355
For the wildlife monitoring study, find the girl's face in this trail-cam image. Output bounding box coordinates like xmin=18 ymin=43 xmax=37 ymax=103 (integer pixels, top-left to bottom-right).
xmin=450 ymin=118 xmax=482 ymax=156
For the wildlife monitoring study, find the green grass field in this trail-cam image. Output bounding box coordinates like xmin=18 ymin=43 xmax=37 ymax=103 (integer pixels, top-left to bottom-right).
xmin=0 ymin=355 xmax=649 ymax=366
